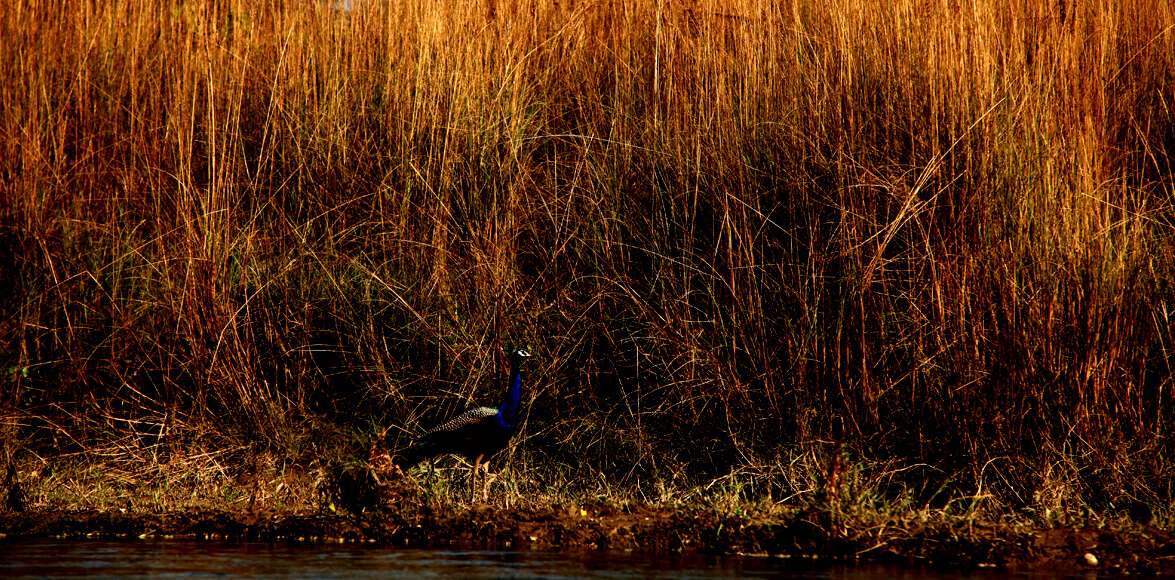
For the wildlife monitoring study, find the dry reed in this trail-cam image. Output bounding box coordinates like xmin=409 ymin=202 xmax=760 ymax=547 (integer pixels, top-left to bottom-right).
xmin=1 ymin=0 xmax=1172 ymax=513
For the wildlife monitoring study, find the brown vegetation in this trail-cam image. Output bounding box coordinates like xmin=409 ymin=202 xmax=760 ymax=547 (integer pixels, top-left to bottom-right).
xmin=1 ymin=0 xmax=1173 ymax=535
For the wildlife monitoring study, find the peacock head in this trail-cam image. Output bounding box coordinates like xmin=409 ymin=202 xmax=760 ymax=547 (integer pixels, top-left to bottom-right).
xmin=511 ymin=348 xmax=531 ymax=362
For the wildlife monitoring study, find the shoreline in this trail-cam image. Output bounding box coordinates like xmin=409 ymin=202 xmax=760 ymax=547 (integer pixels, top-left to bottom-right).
xmin=2 ymin=505 xmax=1171 ymax=575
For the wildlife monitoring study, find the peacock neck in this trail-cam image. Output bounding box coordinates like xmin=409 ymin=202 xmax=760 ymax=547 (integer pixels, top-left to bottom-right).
xmin=497 ymin=357 xmax=523 ymax=427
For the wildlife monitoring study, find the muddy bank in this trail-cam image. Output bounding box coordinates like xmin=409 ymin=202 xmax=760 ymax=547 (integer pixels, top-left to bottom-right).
xmin=1 ymin=506 xmax=1171 ymax=575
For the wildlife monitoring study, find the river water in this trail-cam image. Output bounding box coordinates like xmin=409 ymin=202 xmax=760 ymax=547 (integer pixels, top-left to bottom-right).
xmin=0 ymin=540 xmax=1008 ymax=578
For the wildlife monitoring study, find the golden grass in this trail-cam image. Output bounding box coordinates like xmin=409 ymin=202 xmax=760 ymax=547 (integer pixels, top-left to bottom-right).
xmin=1 ymin=0 xmax=1173 ymax=515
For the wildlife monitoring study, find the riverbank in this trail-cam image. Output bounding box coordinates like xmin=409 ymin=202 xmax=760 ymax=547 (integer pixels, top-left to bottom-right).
xmin=2 ymin=455 xmax=1171 ymax=575
xmin=2 ymin=503 xmax=1171 ymax=575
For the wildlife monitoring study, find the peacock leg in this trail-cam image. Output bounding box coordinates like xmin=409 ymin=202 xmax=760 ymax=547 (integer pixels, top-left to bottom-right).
xmin=471 ymin=454 xmax=484 ymax=503
xmin=481 ymin=462 xmax=496 ymax=503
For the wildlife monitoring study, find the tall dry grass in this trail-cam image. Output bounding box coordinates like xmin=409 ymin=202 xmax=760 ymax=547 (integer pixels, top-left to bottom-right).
xmin=2 ymin=0 xmax=1172 ymax=510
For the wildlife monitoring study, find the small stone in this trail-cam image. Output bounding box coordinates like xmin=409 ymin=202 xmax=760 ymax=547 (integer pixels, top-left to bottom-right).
xmin=1083 ymin=553 xmax=1098 ymax=566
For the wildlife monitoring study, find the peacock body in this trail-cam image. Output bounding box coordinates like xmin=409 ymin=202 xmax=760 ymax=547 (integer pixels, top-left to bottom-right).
xmin=396 ymin=348 xmax=531 ymax=481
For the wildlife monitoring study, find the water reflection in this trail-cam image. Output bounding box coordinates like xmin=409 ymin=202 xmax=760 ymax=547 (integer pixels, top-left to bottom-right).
xmin=0 ymin=540 xmax=1006 ymax=578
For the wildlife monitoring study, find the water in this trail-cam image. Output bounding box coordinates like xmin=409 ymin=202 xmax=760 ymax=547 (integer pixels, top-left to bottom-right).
xmin=0 ymin=540 xmax=1009 ymax=579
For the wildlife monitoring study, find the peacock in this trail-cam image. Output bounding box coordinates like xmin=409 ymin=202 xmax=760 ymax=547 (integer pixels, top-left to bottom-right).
xmin=395 ymin=348 xmax=531 ymax=500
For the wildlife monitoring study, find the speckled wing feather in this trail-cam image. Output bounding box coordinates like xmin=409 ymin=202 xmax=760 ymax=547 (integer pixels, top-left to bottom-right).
xmin=395 ymin=407 xmax=501 ymax=468
xmin=425 ymin=406 xmax=498 ymax=435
